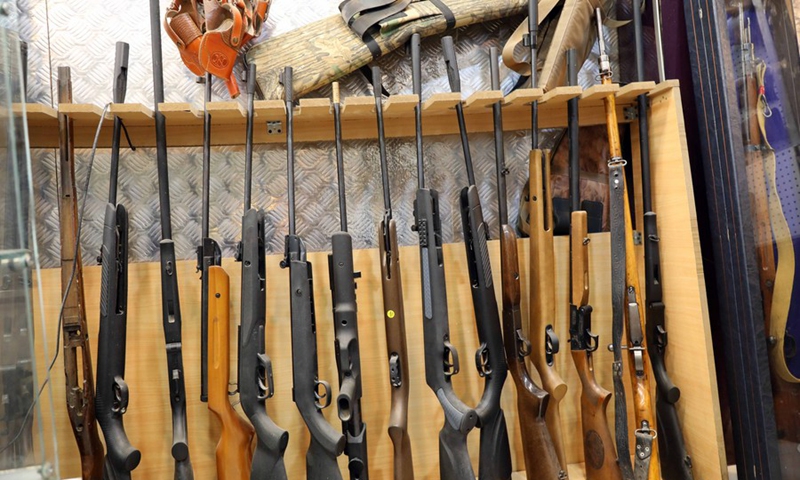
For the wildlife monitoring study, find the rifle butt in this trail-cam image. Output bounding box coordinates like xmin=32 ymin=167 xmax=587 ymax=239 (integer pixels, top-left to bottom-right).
xmin=388 ymin=425 xmax=414 ymax=480
xmin=306 ymin=436 xmax=344 ymax=480
xmin=516 ymin=390 xmax=564 ymax=479
xmin=478 ymin=408 xmax=512 ymax=480
xmin=81 ymin=437 xmax=105 ymax=480
xmin=655 ymin=397 xmax=693 ymax=480
xmin=439 ymin=422 xmax=475 ymax=480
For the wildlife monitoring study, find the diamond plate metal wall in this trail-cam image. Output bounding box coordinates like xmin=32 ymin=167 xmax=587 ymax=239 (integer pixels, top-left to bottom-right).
xmin=19 ymin=0 xmax=619 ymax=268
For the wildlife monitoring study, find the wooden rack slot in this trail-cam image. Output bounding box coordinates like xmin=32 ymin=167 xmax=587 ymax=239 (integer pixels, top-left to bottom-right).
xmin=341 ymin=96 xmax=374 ymax=118
xmin=383 ymin=94 xmax=417 ymax=116
xmin=422 ymin=92 xmax=461 ymax=113
xmin=463 ymin=91 xmax=503 ymax=110
xmin=158 ymin=103 xmax=202 ymax=124
xmin=254 ymin=99 xmax=286 ymax=121
xmin=58 ymin=103 xmax=108 ymax=123
xmin=580 ymin=84 xmax=619 ymax=104
xmin=18 ymin=103 xmax=58 ymax=126
xmin=616 ymin=81 xmax=657 ymax=102
xmin=206 ymin=101 xmax=246 ymax=122
xmin=296 ymin=98 xmax=331 ymax=118
xmin=109 ymin=103 xmax=154 ymax=126
xmin=539 ymin=86 xmax=582 ymax=106
xmin=503 ymin=88 xmax=543 ymax=106
xmin=649 ymin=79 xmax=680 ymax=99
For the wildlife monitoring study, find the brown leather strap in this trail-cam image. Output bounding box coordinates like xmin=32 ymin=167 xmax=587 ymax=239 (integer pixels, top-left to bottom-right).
xmin=501 ymin=0 xmax=560 ymax=77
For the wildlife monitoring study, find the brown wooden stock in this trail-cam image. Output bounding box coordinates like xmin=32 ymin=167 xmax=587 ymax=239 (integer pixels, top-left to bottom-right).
xmin=378 ymin=219 xmax=414 ymax=480
xmin=207 ymin=266 xmax=255 ymax=480
xmin=603 ymin=84 xmax=661 ymax=479
xmin=500 ymin=228 xmax=563 ymax=478
xmin=528 ymin=148 xmax=569 ymax=471
xmin=58 ymin=68 xmax=105 ymax=480
xmin=570 ymin=211 xmax=622 ymax=480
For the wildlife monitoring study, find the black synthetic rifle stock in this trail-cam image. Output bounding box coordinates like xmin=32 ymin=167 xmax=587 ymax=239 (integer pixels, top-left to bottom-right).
xmin=58 ymin=65 xmax=105 ymax=480
xmin=565 ymin=49 xmax=622 ymax=480
xmin=95 ymin=42 xmax=141 ymax=480
xmin=197 ymin=73 xmax=221 ymax=405
xmin=410 ymin=33 xmax=479 ymax=480
xmin=375 ymin=69 xmax=414 ymax=479
xmin=148 ymin=1 xmax=193 ymax=477
xmin=441 ymin=36 xmax=511 ymax=480
xmin=632 ymin=1 xmax=692 ymax=477
xmin=280 ymin=66 xmax=346 ymax=480
xmin=330 ymin=80 xmax=368 ymax=480
xmin=237 ymin=64 xmax=289 ymax=480
xmin=490 ymin=47 xmax=564 ymax=480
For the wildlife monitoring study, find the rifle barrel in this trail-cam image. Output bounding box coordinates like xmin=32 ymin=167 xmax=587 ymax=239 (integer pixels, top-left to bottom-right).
xmin=285 ymin=67 xmax=296 ymax=236
xmin=333 ymin=83 xmax=348 ymax=232
xmin=567 ymin=49 xmax=580 ymax=213
xmin=412 ymin=34 xmax=424 ymax=189
xmin=244 ymin=65 xmax=256 ymax=210
xmin=529 ymin=0 xmax=538 ymax=148
xmin=202 ymin=74 xmax=211 ymax=238
xmin=149 ymin=0 xmax=173 ymax=239
xmin=441 ymin=36 xmax=475 ymax=186
xmin=374 ymin=67 xmax=392 ymax=214
xmin=489 ymin=47 xmax=508 ymax=226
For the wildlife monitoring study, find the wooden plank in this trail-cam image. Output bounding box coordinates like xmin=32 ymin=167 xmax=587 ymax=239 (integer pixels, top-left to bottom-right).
xmin=539 ymin=86 xmax=582 ymax=106
xmin=503 ymin=88 xmax=543 ymax=106
xmin=58 ymin=103 xmax=108 ymax=123
xmin=296 ymin=98 xmax=331 ymax=118
xmin=383 ymin=94 xmax=417 ymax=116
xmin=422 ymin=92 xmax=461 ymax=113
xmin=463 ymin=90 xmax=503 ymax=110
xmin=581 ymin=84 xmax=618 ymax=103
xmin=341 ymin=96 xmax=374 ymax=118
xmin=206 ymin=101 xmax=246 ymax=122
xmin=109 ymin=103 xmax=153 ymax=126
xmin=616 ymin=81 xmax=656 ymax=103
xmin=254 ymin=99 xmax=285 ymax=120
xmin=158 ymin=102 xmax=201 ymax=124
xmin=649 ymin=79 xmax=681 ymax=99
xmin=17 ymin=103 xmax=58 ymax=126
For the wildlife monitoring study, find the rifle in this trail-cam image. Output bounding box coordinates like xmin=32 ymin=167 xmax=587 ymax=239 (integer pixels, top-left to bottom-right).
xmin=199 ymin=72 xmax=257 ymax=480
xmin=440 ymin=36 xmax=511 ymax=480
xmin=329 ymin=80 xmax=369 ymax=480
xmin=563 ymin=48 xmax=622 ymax=480
xmin=525 ymin=0 xmax=569 ymax=471
xmin=95 ymin=42 xmax=141 ymax=480
xmin=58 ymin=64 xmax=105 ymax=480
xmin=148 ymin=2 xmax=193 ymax=477
xmin=632 ymin=1 xmax=693 ymax=478
xmin=375 ymin=65 xmax=414 ymax=480
xmin=280 ymin=66 xmax=346 ymax=480
xmin=410 ymin=33 xmax=478 ymax=480
xmin=595 ymin=9 xmax=659 ymax=480
xmin=236 ymin=64 xmax=289 ymax=480
xmin=491 ymin=46 xmax=564 ymax=479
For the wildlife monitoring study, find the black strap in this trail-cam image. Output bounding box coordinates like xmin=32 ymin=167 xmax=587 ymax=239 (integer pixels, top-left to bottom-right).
xmin=339 ymin=0 xmax=396 ymax=26
xmin=429 ymin=0 xmax=455 ymax=29
xmin=350 ymin=0 xmax=411 ymax=37
xmin=610 ymin=161 xmax=635 ymax=480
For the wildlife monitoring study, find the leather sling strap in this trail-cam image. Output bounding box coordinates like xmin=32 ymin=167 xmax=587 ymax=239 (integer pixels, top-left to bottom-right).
xmin=501 ymin=0 xmax=560 ymax=76
xmin=610 ymin=161 xmax=635 ymax=480
xmin=633 ymin=422 xmax=655 ymax=480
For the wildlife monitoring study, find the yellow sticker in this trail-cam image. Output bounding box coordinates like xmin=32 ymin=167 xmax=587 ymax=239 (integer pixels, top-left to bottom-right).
xmin=387 ymin=310 xmax=395 ymax=319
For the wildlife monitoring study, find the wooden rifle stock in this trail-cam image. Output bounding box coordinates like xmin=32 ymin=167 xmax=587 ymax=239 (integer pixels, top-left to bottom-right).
xmin=207 ymin=266 xmax=255 ymax=480
xmin=528 ymin=148 xmax=569 ymax=470
xmin=602 ymin=78 xmax=661 ymax=480
xmin=378 ymin=219 xmax=414 ymax=480
xmin=58 ymin=66 xmax=105 ymax=480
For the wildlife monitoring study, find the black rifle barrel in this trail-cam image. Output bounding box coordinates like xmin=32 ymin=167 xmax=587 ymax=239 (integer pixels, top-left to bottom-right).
xmin=529 ymin=0 xmax=538 ymax=149
xmin=109 ymin=42 xmax=129 ymax=204
xmin=412 ymin=34 xmax=425 ymax=189
xmin=441 ymin=36 xmax=475 ymax=186
xmin=285 ymin=67 xmax=296 ymax=236
xmin=333 ymin=83 xmax=348 ymax=232
xmin=632 ymin=0 xmax=651 ymax=213
xmin=244 ymin=65 xmax=256 ymax=210
xmin=490 ymin=47 xmax=508 ymax=226
xmin=202 ymin=74 xmax=212 ymax=238
xmin=373 ymin=67 xmax=392 ymax=214
xmin=567 ymin=49 xmax=580 ymax=213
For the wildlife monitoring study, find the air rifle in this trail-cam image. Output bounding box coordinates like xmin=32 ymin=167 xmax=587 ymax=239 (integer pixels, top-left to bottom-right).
xmin=280 ymin=66 xmax=346 ymax=480
xmin=525 ymin=0 xmax=569 ymax=471
xmin=148 ymin=1 xmax=193 ymax=476
xmin=58 ymin=65 xmax=105 ymax=480
xmin=95 ymin=42 xmax=141 ymax=480
xmin=330 ymin=80 xmax=368 ymax=479
xmin=410 ymin=33 xmax=478 ymax=480
xmin=564 ymin=48 xmax=622 ymax=480
xmin=441 ymin=36 xmax=512 ymax=480
xmin=632 ymin=1 xmax=693 ymax=477
xmin=375 ymin=65 xmax=414 ymax=480
xmin=491 ymin=46 xmax=564 ymax=479
xmin=596 ymin=9 xmax=659 ymax=480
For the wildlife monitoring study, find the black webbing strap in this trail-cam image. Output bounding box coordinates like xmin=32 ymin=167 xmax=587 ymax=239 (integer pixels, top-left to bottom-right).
xmin=633 ymin=420 xmax=655 ymax=480
xmin=610 ymin=161 xmax=634 ymax=480
xmin=429 ymin=0 xmax=455 ymax=28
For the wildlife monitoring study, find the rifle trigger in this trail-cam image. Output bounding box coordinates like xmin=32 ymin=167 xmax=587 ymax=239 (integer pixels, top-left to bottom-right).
xmin=545 ymin=325 xmax=560 ymax=365
xmin=516 ymin=329 xmax=532 ymax=358
xmin=112 ymin=375 xmax=129 ymax=414
xmin=257 ymin=353 xmax=274 ymax=400
xmin=587 ymin=330 xmax=599 ymax=353
xmin=474 ymin=343 xmax=491 ymax=377
xmin=314 ymin=379 xmax=332 ymax=409
xmin=656 ymin=325 xmax=668 ymax=351
xmin=389 ymin=353 xmax=402 ymax=387
xmin=443 ymin=338 xmax=460 ymax=377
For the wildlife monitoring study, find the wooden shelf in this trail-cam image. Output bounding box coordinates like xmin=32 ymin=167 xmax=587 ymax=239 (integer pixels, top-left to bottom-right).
xmin=23 ymin=81 xmax=668 ymax=148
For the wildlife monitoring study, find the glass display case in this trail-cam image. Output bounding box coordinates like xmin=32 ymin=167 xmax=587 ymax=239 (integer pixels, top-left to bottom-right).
xmin=0 ymin=3 xmax=58 ymax=479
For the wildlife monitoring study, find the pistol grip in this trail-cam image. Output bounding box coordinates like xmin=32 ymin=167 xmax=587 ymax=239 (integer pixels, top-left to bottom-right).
xmin=478 ymin=408 xmax=512 ymax=480
xmin=439 ymin=422 xmax=475 ymax=480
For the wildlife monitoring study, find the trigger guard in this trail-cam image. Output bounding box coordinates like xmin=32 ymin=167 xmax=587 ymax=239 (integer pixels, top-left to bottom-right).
xmin=443 ymin=339 xmax=460 ymax=377
xmin=314 ymin=379 xmax=332 ymax=409
xmin=112 ymin=375 xmax=129 ymax=414
xmin=256 ymin=353 xmax=274 ymax=400
xmin=474 ymin=343 xmax=491 ymax=377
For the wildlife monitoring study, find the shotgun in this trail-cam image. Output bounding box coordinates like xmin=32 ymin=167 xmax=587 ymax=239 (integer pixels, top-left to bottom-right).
xmin=375 ymin=66 xmax=414 ymax=480
xmin=237 ymin=64 xmax=289 ymax=480
xmin=200 ymin=72 xmax=256 ymax=480
xmin=491 ymin=46 xmax=564 ymax=479
xmin=330 ymin=81 xmax=368 ymax=479
xmin=58 ymin=65 xmax=105 ymax=480
xmin=149 ymin=1 xmax=194 ymax=476
xmin=410 ymin=33 xmax=478 ymax=480
xmin=564 ymin=48 xmax=622 ymax=480
xmin=95 ymin=42 xmax=141 ymax=480
xmin=280 ymin=66 xmax=346 ymax=480
xmin=525 ymin=0 xmax=569 ymax=471
xmin=596 ymin=9 xmax=659 ymax=480
xmin=632 ymin=1 xmax=693 ymax=477
xmin=441 ymin=36 xmax=511 ymax=480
